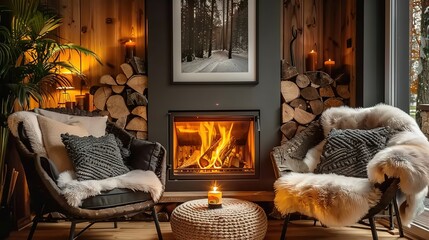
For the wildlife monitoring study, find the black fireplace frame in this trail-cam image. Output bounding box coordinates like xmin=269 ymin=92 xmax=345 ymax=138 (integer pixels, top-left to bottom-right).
xmin=167 ymin=110 xmax=261 ymax=189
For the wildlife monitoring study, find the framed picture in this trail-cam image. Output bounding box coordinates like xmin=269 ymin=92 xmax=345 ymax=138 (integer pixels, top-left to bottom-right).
xmin=172 ymin=0 xmax=257 ymax=83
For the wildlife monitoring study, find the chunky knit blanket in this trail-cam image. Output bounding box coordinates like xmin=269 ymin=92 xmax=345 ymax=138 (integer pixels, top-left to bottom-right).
xmin=274 ymin=104 xmax=429 ymax=227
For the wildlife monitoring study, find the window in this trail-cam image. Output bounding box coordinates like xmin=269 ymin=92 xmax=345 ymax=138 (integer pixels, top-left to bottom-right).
xmin=409 ymin=1 xmax=429 ymax=237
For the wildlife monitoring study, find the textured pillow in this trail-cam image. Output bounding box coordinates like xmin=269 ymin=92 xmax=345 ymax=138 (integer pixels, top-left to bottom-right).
xmin=35 ymin=108 xmax=107 ymax=137
xmin=37 ymin=115 xmax=89 ymax=173
xmin=314 ymin=127 xmax=392 ymax=178
xmin=61 ymin=133 xmax=130 ymax=181
xmin=272 ymin=120 xmax=324 ymax=174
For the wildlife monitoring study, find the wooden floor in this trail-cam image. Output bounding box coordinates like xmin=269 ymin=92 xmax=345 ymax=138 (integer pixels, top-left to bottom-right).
xmin=6 ymin=220 xmax=413 ymax=240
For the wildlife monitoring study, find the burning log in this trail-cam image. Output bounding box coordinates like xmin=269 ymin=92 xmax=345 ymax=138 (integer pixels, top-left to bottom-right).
xmin=179 ymin=150 xmax=201 ymax=168
xmin=230 ymin=157 xmax=240 ymax=168
xmin=220 ymin=137 xmax=237 ymax=167
xmin=198 ymin=138 xmax=221 ymax=168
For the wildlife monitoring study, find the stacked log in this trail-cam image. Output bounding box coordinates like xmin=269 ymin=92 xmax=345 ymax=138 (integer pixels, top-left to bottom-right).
xmin=92 ymin=63 xmax=148 ymax=140
xmin=280 ymin=71 xmax=349 ymax=144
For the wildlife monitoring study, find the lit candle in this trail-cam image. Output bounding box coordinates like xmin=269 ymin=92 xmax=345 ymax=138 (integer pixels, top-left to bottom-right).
xmin=125 ymin=39 xmax=136 ymax=61
xmin=208 ymin=185 xmax=222 ymax=209
xmin=306 ymin=50 xmax=318 ymax=71
xmin=324 ymin=59 xmax=335 ymax=75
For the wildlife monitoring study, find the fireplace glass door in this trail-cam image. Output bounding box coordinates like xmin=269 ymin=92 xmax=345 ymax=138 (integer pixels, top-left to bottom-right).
xmin=169 ymin=111 xmax=259 ymax=180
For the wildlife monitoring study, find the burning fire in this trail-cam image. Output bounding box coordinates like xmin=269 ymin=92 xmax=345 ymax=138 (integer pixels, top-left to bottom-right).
xmin=176 ymin=121 xmax=237 ymax=169
xmin=198 ymin=122 xmax=234 ymax=169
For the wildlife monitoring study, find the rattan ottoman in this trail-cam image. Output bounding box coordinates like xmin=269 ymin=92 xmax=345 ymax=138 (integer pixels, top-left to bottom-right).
xmin=170 ymin=198 xmax=267 ymax=240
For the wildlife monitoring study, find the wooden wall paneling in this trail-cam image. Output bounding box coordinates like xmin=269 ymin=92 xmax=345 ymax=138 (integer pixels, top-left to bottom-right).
xmin=80 ymin=0 xmax=117 ymax=85
xmin=117 ymin=0 xmax=146 ymax=64
xmin=322 ymin=0 xmax=342 ymax=69
xmin=282 ymin=0 xmax=304 ymax=73
xmin=78 ymin=0 xmax=145 ymax=85
xmin=58 ymin=0 xmax=82 ymax=71
xmin=302 ymin=0 xmax=323 ymax=71
xmin=133 ymin=0 xmax=146 ymax=66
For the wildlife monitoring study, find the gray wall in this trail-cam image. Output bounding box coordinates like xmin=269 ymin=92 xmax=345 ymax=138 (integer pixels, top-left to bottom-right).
xmin=147 ymin=0 xmax=281 ymax=191
xmin=356 ymin=0 xmax=386 ymax=107
xmin=393 ymin=0 xmax=410 ymax=112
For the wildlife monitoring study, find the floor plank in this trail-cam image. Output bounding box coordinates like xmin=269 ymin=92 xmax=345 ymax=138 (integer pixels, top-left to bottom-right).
xmin=5 ymin=220 xmax=413 ymax=240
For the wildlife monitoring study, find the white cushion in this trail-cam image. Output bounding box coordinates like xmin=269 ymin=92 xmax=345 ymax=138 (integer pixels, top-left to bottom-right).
xmin=37 ymin=115 xmax=89 ymax=173
xmin=35 ymin=108 xmax=107 ymax=137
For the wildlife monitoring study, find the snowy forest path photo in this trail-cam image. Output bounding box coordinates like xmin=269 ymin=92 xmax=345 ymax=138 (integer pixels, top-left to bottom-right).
xmin=182 ymin=50 xmax=248 ymax=73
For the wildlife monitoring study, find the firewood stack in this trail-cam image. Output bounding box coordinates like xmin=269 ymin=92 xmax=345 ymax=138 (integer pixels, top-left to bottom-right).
xmin=92 ymin=63 xmax=148 ymax=140
xmin=280 ymin=70 xmax=349 ymax=144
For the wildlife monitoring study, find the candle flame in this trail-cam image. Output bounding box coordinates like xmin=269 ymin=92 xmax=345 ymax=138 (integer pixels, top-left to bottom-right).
xmin=213 ymin=186 xmax=218 ymax=191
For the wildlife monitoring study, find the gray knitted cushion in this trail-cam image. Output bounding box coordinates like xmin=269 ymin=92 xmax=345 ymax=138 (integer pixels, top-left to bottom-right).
xmin=315 ymin=127 xmax=391 ymax=178
xmin=61 ymin=133 xmax=130 ymax=181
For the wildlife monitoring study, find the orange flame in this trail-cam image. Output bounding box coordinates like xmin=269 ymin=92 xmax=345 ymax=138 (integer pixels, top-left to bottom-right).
xmin=197 ymin=122 xmax=234 ymax=169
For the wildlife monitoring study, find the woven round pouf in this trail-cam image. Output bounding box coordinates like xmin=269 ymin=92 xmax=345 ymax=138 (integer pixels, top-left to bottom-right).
xmin=170 ymin=198 xmax=267 ymax=240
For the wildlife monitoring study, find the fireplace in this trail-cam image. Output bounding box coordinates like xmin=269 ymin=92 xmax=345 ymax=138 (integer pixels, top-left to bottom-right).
xmin=169 ymin=111 xmax=260 ymax=182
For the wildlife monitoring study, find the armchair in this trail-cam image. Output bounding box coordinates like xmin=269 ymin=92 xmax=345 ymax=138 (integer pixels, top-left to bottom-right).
xmin=272 ymin=104 xmax=429 ymax=240
xmin=7 ymin=108 xmax=166 ymax=240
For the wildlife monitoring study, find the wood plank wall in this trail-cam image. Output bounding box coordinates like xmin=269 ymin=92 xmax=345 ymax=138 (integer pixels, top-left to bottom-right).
xmin=49 ymin=0 xmax=146 ymax=86
xmin=282 ymin=0 xmax=356 ymax=106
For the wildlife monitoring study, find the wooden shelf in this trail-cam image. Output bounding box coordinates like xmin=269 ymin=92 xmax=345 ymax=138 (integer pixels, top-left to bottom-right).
xmin=159 ymin=191 xmax=274 ymax=203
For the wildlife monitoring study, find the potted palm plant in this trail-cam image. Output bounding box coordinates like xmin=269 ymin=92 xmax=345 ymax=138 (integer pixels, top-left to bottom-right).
xmin=0 ymin=0 xmax=100 ymax=228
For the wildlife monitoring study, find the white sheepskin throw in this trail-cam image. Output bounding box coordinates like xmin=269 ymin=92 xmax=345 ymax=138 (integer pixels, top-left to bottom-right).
xmin=274 ymin=173 xmax=382 ymax=227
xmin=292 ymin=103 xmax=429 ymax=227
xmin=368 ymin=131 xmax=429 ymax=226
xmin=57 ymin=170 xmax=164 ymax=207
xmin=7 ymin=111 xmax=47 ymax=156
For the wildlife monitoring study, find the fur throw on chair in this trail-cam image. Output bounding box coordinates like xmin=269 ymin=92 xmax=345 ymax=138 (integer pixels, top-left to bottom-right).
xmin=58 ymin=170 xmax=164 ymax=207
xmin=274 ymin=104 xmax=429 ymax=227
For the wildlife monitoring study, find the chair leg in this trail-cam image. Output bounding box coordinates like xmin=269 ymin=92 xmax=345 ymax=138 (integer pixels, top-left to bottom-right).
xmin=68 ymin=222 xmax=76 ymax=240
xmin=368 ymin=217 xmax=378 ymax=240
xmin=151 ymin=206 xmax=163 ymax=240
xmin=27 ymin=205 xmax=45 ymax=240
xmin=388 ymin=202 xmax=394 ymax=230
xmin=280 ymin=214 xmax=291 ymax=240
xmin=27 ymin=215 xmax=40 ymax=240
xmin=392 ymin=196 xmax=404 ymax=237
